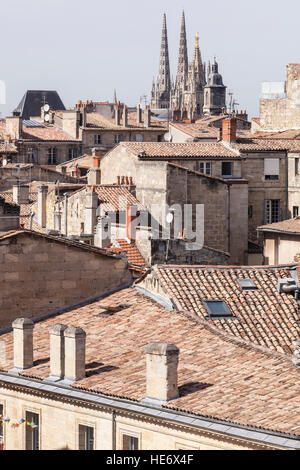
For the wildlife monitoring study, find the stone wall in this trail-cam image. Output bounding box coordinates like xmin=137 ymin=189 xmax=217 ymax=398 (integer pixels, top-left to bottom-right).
xmin=0 ymin=197 xmax=20 ymax=232
xmin=16 ymin=142 xmax=81 ymax=166
xmin=0 ymin=232 xmax=131 ymax=329
xmin=0 ymin=166 xmax=80 ymax=190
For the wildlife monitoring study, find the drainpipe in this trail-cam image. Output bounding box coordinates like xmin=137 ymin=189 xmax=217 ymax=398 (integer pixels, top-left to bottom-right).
xmin=112 ymin=410 xmax=116 ymax=450
xmin=63 ymin=193 xmax=68 ymax=236
xmin=227 ymin=184 xmax=231 ymax=254
xmin=285 ymin=150 xmax=289 ymax=219
xmin=29 ymin=210 xmax=34 ymax=230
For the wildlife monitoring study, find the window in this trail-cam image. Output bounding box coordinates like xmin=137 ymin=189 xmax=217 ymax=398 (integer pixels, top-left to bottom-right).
xmin=248 ymin=205 xmax=253 ymax=219
xmin=157 ymin=135 xmax=163 ymax=142
xmin=25 ymin=411 xmax=39 ymax=450
xmin=114 ymin=134 xmax=123 ymax=144
xmin=122 ymin=434 xmax=139 ymax=450
xmin=221 ymin=162 xmax=232 ymax=177
xmin=68 ymin=148 xmax=78 ymax=160
xmin=295 ymin=158 xmax=299 ymax=176
xmin=94 ymin=135 xmax=102 ymax=145
xmin=264 ymin=199 xmax=281 ymax=224
xmin=293 ymin=206 xmax=299 ymax=218
xmin=27 ymin=147 xmax=38 ymax=163
xmin=0 ymin=404 xmax=3 ymax=450
xmin=79 ymin=425 xmax=94 ymax=450
xmin=47 ymin=147 xmax=57 ymax=165
xmin=196 ymin=162 xmax=211 ymax=175
xmin=203 ymin=301 xmax=233 ymax=318
xmin=264 ymin=158 xmax=279 ymax=180
xmin=135 ymin=134 xmax=144 ymax=142
xmin=238 ymin=279 xmax=257 ymax=291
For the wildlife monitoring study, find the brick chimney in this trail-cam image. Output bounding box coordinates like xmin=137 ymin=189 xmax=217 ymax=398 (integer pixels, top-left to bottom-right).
xmin=6 ymin=116 xmax=22 ymax=140
xmin=144 ymin=106 xmax=151 ymax=128
xmin=37 ymin=185 xmax=48 ymax=228
xmin=64 ymin=326 xmax=86 ymax=382
xmin=11 ymin=318 xmax=34 ymax=371
xmin=13 ymin=185 xmax=29 ymax=204
xmin=123 ymin=105 xmax=128 ymax=128
xmin=126 ymin=204 xmax=138 ymax=242
xmin=48 ymin=324 xmax=68 ymax=381
xmin=222 ymin=117 xmax=237 ymax=143
xmin=87 ymin=156 xmax=101 ymax=185
xmin=115 ymin=102 xmax=121 ymax=126
xmin=145 ymin=342 xmax=179 ymax=403
xmin=137 ymin=104 xmax=142 ymax=124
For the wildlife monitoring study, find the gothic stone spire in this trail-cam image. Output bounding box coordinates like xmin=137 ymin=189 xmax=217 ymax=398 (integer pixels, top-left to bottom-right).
xmin=157 ymin=13 xmax=171 ymax=94
xmin=176 ymin=10 xmax=189 ymax=91
xmin=193 ymin=32 xmax=206 ymax=87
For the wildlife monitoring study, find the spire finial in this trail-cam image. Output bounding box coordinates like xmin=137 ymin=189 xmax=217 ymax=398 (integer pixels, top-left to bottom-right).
xmin=195 ymin=32 xmax=199 ymax=48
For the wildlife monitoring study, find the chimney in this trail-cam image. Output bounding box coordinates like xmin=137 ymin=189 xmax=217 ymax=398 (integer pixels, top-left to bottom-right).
xmin=37 ymin=185 xmax=48 ymax=228
xmin=144 ymin=106 xmax=151 ymax=128
xmin=84 ymin=188 xmax=98 ymax=235
xmin=64 ymin=326 xmax=86 ymax=382
xmin=145 ymin=342 xmax=179 ymax=403
xmin=13 ymin=185 xmax=29 ymax=204
xmin=222 ymin=117 xmax=237 ymax=143
xmin=48 ymin=324 xmax=68 ymax=381
xmin=137 ymin=104 xmax=142 ymax=124
xmin=11 ymin=318 xmax=34 ymax=371
xmin=87 ymin=155 xmax=101 ymax=185
xmin=94 ymin=216 xmax=111 ymax=249
xmin=115 ymin=103 xmax=121 ymax=126
xmin=5 ymin=116 xmax=22 ymax=140
xmin=123 ymin=105 xmax=128 ymax=128
xmin=126 ymin=204 xmax=138 ymax=242
xmin=292 ymin=340 xmax=300 ymax=368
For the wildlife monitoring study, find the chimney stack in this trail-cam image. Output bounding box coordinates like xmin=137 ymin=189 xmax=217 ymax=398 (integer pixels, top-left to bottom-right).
xmin=222 ymin=117 xmax=237 ymax=143
xmin=137 ymin=104 xmax=142 ymax=124
xmin=126 ymin=204 xmax=138 ymax=242
xmin=11 ymin=318 xmax=34 ymax=371
xmin=115 ymin=102 xmax=121 ymax=126
xmin=145 ymin=342 xmax=179 ymax=403
xmin=84 ymin=188 xmax=98 ymax=235
xmin=144 ymin=106 xmax=151 ymax=128
xmin=64 ymin=326 xmax=86 ymax=382
xmin=48 ymin=324 xmax=68 ymax=381
xmin=87 ymin=157 xmax=101 ymax=185
xmin=37 ymin=185 xmax=48 ymax=228
xmin=94 ymin=216 xmax=111 ymax=249
xmin=13 ymin=185 xmax=29 ymax=205
xmin=5 ymin=116 xmax=22 ymax=140
xmin=123 ymin=105 xmax=128 ymax=128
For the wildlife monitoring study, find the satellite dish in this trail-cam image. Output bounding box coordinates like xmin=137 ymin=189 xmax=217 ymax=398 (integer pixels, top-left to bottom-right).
xmin=44 ymin=114 xmax=50 ymax=122
xmin=44 ymin=104 xmax=50 ymax=112
xmin=164 ymin=132 xmax=172 ymax=142
xmin=166 ymin=212 xmax=174 ymax=224
xmin=2 ymin=159 xmax=7 ymax=166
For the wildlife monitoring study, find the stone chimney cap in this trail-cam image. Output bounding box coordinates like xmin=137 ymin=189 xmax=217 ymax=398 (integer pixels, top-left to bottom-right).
xmin=64 ymin=326 xmax=86 ymax=338
xmin=12 ymin=318 xmax=34 ymax=329
xmin=146 ymin=341 xmax=179 ymax=355
xmin=38 ymin=184 xmax=48 ymax=192
xmin=49 ymin=323 xmax=68 ymax=336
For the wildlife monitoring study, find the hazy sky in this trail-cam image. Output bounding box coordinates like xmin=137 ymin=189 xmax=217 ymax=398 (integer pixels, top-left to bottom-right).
xmin=1 ymin=0 xmax=299 ymax=119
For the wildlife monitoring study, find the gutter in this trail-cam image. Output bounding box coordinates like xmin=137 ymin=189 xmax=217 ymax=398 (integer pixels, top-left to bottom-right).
xmin=0 ymin=372 xmax=298 ymax=449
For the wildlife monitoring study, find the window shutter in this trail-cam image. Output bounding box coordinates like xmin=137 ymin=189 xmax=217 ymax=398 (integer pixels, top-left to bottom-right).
xmin=264 ymin=158 xmax=279 ymax=176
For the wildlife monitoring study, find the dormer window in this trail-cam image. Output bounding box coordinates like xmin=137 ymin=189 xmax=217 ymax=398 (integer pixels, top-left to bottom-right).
xmin=238 ymin=279 xmax=258 ymax=291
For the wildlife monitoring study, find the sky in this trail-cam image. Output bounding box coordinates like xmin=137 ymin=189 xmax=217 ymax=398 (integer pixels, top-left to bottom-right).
xmin=0 ymin=0 xmax=300 ymax=119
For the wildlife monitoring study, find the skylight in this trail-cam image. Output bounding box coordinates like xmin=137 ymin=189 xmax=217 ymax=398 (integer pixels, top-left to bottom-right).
xmin=238 ymin=279 xmax=257 ymax=290
xmin=203 ymin=301 xmax=233 ymax=318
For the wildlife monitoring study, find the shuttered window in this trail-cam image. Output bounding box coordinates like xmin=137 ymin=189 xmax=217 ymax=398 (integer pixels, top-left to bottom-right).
xmin=122 ymin=434 xmax=139 ymax=450
xmin=79 ymin=425 xmax=94 ymax=450
xmin=25 ymin=412 xmax=39 ymax=450
xmin=264 ymin=158 xmax=279 ymax=180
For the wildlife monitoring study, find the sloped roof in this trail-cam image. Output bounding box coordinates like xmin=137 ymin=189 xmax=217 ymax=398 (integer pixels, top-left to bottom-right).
xmin=13 ymin=90 xmax=65 ymax=120
xmin=0 ymin=287 xmax=299 ymax=437
xmin=108 ymin=239 xmax=148 ymax=268
xmin=258 ymin=217 xmax=300 ymax=234
xmin=153 ymin=265 xmax=300 ymax=354
xmin=85 ymin=111 xmax=166 ymax=130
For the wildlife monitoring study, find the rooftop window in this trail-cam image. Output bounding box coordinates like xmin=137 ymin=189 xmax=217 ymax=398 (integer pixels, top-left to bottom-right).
xmin=203 ymin=300 xmax=233 ymax=319
xmin=238 ymin=278 xmax=258 ymax=290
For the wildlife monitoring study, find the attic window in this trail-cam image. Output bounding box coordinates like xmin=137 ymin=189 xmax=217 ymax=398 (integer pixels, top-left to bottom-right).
xmin=203 ymin=301 xmax=233 ymax=319
xmin=98 ymin=304 xmax=131 ymax=316
xmin=238 ymin=278 xmax=258 ymax=291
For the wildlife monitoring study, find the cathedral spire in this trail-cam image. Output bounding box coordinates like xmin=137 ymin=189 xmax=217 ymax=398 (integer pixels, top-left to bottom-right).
xmin=176 ymin=10 xmax=189 ymax=91
xmin=193 ymin=32 xmax=206 ymax=87
xmin=157 ymin=13 xmax=171 ymax=94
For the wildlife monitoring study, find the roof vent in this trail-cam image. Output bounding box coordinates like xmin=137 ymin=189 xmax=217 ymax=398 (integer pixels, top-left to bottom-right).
xmin=277 ymin=278 xmax=296 ymax=294
xmin=203 ymin=300 xmax=234 ymax=319
xmin=98 ymin=304 xmax=130 ymax=316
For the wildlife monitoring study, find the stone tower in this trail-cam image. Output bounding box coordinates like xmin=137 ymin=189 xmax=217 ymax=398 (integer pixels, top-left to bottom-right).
xmin=203 ymin=59 xmax=226 ymax=116
xmin=151 ymin=13 xmax=171 ymax=109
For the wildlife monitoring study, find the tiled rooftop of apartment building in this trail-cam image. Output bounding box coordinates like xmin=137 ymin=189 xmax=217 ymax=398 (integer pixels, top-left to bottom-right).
xmin=121 ymin=142 xmax=240 ymax=158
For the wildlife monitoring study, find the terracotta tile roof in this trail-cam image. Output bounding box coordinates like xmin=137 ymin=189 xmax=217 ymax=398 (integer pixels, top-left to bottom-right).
xmin=170 ymin=121 xmax=219 ymax=139
xmin=21 ymin=124 xmax=79 ymax=142
xmin=121 ymin=142 xmax=240 ymax=159
xmin=253 ymin=129 xmax=300 ymax=140
xmin=109 ymin=239 xmax=148 ymax=268
xmin=93 ymin=185 xmax=144 ymax=212
xmin=0 ymin=287 xmax=299 ymax=436
xmin=153 ymin=265 xmax=300 ymax=354
xmin=232 ymin=138 xmax=300 ymax=152
xmin=0 ymin=189 xmax=37 ymax=217
xmin=257 ymin=217 xmax=300 ymax=234
xmin=85 ymin=112 xmax=166 ymax=130
xmin=0 ymin=143 xmax=18 ymax=154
